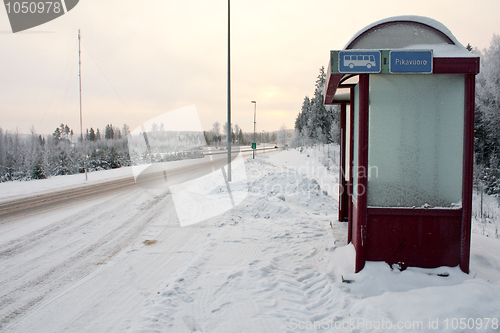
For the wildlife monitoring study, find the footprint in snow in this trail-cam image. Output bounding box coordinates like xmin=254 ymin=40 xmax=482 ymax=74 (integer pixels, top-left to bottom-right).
xmin=211 ymin=302 xmax=234 ymax=314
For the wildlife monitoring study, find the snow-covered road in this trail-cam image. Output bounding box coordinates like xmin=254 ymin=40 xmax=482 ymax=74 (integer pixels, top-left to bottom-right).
xmin=0 ymin=149 xmax=344 ymax=332
xmin=0 ymin=149 xmax=254 ymax=219
xmin=1 ymin=147 xmax=500 ymax=333
xmin=0 ymin=184 xmax=175 ymax=330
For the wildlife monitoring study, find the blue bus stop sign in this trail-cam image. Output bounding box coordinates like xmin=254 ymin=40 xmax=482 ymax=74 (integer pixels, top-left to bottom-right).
xmin=338 ymin=50 xmax=381 ymax=74
xmin=390 ymin=50 xmax=433 ymax=73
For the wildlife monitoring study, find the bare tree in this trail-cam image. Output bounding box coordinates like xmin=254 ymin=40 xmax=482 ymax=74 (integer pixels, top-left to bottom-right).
xmin=233 ymin=124 xmax=240 ymax=144
xmin=212 ymin=121 xmax=221 ymax=145
xmin=212 ymin=121 xmax=221 ymax=136
xmin=278 ymin=124 xmax=287 ymax=146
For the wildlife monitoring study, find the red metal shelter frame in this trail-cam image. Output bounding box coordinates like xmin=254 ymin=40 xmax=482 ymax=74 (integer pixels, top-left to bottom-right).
xmin=325 ymin=17 xmax=479 ymax=273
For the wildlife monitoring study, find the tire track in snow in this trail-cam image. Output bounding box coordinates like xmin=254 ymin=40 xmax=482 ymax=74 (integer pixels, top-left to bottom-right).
xmin=0 ymin=189 xmax=142 ymax=290
xmin=0 ymin=188 xmax=172 ymax=329
xmin=0 ymin=189 xmax=138 ymax=256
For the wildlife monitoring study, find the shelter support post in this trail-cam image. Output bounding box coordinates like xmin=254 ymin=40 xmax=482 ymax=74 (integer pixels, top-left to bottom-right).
xmin=339 ymin=103 xmax=348 ymax=222
xmin=354 ymin=74 xmax=369 ymax=273
xmin=347 ymin=86 xmax=355 ymax=244
xmin=460 ymin=74 xmax=476 ymax=273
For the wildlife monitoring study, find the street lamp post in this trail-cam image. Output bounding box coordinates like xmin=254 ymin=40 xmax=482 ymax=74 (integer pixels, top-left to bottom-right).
xmin=251 ymin=101 xmax=256 ymax=159
xmin=227 ymin=0 xmax=231 ymax=181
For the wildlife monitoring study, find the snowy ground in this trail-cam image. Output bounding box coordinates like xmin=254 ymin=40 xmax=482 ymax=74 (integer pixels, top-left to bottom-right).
xmin=472 ymin=189 xmax=500 ymax=239
xmin=1 ymin=147 xmax=500 ymax=332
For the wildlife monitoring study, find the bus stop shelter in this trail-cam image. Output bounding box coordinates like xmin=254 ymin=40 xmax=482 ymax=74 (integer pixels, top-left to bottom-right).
xmin=324 ymin=16 xmax=480 ymax=273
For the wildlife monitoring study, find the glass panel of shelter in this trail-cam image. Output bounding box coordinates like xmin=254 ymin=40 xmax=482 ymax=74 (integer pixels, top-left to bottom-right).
xmin=366 ymin=74 xmax=465 ymax=207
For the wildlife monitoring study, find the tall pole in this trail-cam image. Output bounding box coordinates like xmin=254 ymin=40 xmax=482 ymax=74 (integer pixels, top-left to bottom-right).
xmin=78 ymin=29 xmax=82 ymax=143
xmin=252 ymin=101 xmax=256 ymax=159
xmin=78 ymin=29 xmax=87 ymax=180
xmin=226 ymin=0 xmax=231 ymax=181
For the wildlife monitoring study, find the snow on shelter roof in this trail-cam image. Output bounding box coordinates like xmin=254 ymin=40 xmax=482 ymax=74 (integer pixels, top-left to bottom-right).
xmin=343 ymin=15 xmax=476 ymax=58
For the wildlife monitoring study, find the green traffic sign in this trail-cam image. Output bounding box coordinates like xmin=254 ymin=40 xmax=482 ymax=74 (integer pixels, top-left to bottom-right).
xmin=252 ymin=143 xmax=256 ymax=149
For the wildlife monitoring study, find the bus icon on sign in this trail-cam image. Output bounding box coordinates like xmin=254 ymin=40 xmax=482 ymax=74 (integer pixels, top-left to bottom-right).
xmin=344 ymin=55 xmax=376 ymax=69
xmin=338 ymin=50 xmax=381 ymax=73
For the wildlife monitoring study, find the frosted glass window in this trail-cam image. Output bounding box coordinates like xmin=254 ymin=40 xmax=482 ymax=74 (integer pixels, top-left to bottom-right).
xmin=367 ymin=74 xmax=464 ymax=207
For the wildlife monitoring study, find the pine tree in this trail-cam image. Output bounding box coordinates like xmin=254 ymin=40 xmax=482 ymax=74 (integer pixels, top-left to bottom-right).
xmin=53 ymin=127 xmax=62 ymax=143
xmin=475 ymin=34 xmax=500 ymax=194
xmin=476 ymin=34 xmax=500 ymax=166
xmin=64 ymin=124 xmax=71 ymax=140
xmin=311 ymin=66 xmax=336 ymax=144
xmin=122 ymin=124 xmax=130 ymax=137
xmin=238 ymin=129 xmax=244 ymax=145
xmin=203 ymin=131 xmax=211 ymax=145
xmin=294 ymin=67 xmax=340 ymax=145
xmin=32 ymin=155 xmax=46 ymax=179
xmin=212 ymin=121 xmax=221 ymax=144
xmin=105 ymin=124 xmax=114 ymax=140
xmin=295 ymin=96 xmax=311 ymax=134
xmin=89 ymin=128 xmax=96 ymax=141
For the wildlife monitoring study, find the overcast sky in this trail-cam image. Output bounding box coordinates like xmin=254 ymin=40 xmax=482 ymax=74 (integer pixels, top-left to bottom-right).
xmin=1 ymin=0 xmax=499 ymax=135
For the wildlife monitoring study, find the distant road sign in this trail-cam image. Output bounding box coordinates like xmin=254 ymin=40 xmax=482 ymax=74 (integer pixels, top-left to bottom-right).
xmin=338 ymin=50 xmax=381 ymax=74
xmin=252 ymin=142 xmax=256 ymax=149
xmin=390 ymin=50 xmax=433 ymax=73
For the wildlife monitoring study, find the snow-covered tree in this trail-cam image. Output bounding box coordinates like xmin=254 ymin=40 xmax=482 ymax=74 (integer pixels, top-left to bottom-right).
xmin=122 ymin=124 xmax=130 ymax=137
xmin=278 ymin=124 xmax=288 ymax=146
xmin=212 ymin=121 xmax=221 ymax=144
xmin=53 ymin=127 xmax=62 ymax=143
xmin=474 ymin=34 xmax=500 ymax=194
xmin=295 ymin=96 xmax=311 ymax=135
xmin=105 ymin=124 xmax=114 ymax=140
xmin=223 ymin=122 xmax=235 ymax=143
xmin=238 ymin=129 xmax=244 ymax=145
xmin=294 ymin=67 xmax=340 ymax=145
xmin=89 ymin=128 xmax=96 ymax=142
